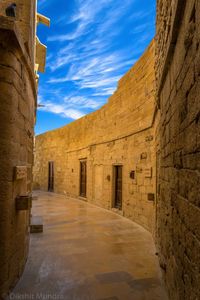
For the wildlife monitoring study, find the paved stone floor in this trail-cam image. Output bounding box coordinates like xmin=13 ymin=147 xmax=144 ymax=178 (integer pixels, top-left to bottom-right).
xmin=9 ymin=192 xmax=168 ymax=300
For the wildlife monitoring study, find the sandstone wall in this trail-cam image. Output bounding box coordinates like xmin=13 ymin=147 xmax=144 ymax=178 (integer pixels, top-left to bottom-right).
xmin=155 ymin=0 xmax=200 ymax=299
xmin=0 ymin=2 xmax=37 ymax=297
xmin=0 ymin=0 xmax=36 ymax=63
xmin=33 ymin=41 xmax=156 ymax=232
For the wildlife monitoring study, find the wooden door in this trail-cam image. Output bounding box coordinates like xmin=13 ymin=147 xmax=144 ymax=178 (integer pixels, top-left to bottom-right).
xmin=114 ymin=166 xmax=122 ymax=209
xmin=80 ymin=160 xmax=87 ymax=197
xmin=48 ymin=161 xmax=54 ymax=192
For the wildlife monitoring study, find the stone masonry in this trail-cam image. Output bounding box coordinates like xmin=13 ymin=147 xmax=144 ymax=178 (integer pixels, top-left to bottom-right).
xmin=155 ymin=0 xmax=200 ymax=299
xmin=33 ymin=41 xmax=156 ymax=233
xmin=0 ymin=1 xmax=37 ymax=298
xmin=0 ymin=0 xmax=199 ymax=299
xmin=33 ymin=1 xmax=200 ymax=298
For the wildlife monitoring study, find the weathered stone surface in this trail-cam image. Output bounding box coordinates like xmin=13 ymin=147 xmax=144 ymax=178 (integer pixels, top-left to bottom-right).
xmin=0 ymin=1 xmax=198 ymax=299
xmin=30 ymin=216 xmax=43 ymax=233
xmin=0 ymin=5 xmax=36 ymax=298
xmin=155 ymin=1 xmax=200 ymax=299
xmin=33 ymin=41 xmax=156 ymax=234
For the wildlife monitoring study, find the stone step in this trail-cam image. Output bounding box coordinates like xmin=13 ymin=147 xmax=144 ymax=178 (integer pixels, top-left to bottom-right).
xmin=30 ymin=216 xmax=43 ymax=233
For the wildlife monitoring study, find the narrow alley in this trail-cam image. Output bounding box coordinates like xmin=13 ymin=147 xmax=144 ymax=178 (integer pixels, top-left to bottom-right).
xmin=9 ymin=192 xmax=167 ymax=300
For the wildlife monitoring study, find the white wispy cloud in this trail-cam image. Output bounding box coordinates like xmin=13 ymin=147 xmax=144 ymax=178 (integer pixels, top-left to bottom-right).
xmin=39 ymin=101 xmax=85 ymax=119
xmin=92 ymin=87 xmax=116 ymax=96
xmin=64 ymin=96 xmax=102 ymax=109
xmin=38 ymin=93 xmax=103 ymax=119
xmin=48 ymin=0 xmax=114 ymax=42
xmin=47 ymin=51 xmax=137 ymax=94
xmin=46 ymin=0 xmax=151 ymax=83
xmin=38 ymin=0 xmax=155 ymax=130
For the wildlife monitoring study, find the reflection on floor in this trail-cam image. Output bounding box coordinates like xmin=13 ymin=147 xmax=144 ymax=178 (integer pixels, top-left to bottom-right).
xmin=8 ymin=191 xmax=168 ymax=300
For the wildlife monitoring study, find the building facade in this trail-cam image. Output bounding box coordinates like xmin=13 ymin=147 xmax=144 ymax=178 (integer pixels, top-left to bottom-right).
xmin=0 ymin=0 xmax=199 ymax=299
xmin=33 ymin=41 xmax=156 ymax=233
xmin=33 ymin=1 xmax=200 ymax=299
xmin=155 ymin=0 xmax=200 ymax=299
xmin=0 ymin=1 xmax=49 ymax=297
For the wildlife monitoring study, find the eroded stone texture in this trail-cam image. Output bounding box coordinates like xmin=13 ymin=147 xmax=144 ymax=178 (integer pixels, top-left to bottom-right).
xmin=0 ymin=2 xmax=37 ymax=297
xmin=155 ymin=0 xmax=200 ymax=299
xmin=33 ymin=41 xmax=156 ymax=233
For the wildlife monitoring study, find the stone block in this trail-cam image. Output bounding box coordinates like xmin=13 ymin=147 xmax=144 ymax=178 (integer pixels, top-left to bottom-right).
xmin=14 ymin=166 xmax=27 ymax=180
xmin=30 ymin=216 xmax=43 ymax=233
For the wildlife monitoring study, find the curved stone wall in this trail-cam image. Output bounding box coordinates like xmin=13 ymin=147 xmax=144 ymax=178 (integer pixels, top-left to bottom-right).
xmin=0 ymin=3 xmax=37 ymax=297
xmin=33 ymin=41 xmax=156 ymax=233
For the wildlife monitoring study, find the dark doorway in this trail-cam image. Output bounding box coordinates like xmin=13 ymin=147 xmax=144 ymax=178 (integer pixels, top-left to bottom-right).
xmin=114 ymin=165 xmax=122 ymax=209
xmin=80 ymin=160 xmax=87 ymax=197
xmin=48 ymin=161 xmax=54 ymax=192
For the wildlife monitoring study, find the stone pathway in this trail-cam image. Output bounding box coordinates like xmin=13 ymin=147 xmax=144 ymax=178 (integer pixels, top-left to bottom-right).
xmin=8 ymin=191 xmax=168 ymax=300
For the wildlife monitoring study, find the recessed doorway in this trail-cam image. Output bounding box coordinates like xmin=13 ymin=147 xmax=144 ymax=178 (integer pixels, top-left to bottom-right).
xmin=48 ymin=161 xmax=54 ymax=192
xmin=80 ymin=160 xmax=87 ymax=197
xmin=113 ymin=165 xmax=122 ymax=210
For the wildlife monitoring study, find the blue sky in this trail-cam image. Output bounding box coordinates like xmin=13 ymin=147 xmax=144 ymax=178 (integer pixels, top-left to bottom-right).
xmin=36 ymin=0 xmax=156 ymax=135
